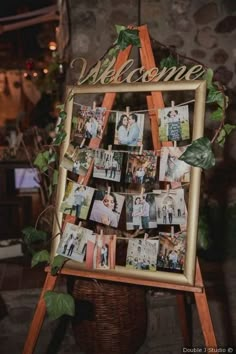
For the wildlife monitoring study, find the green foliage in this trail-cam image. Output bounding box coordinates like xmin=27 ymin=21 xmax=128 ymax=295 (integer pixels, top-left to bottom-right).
xmin=216 ymin=123 xmax=236 ymax=147
xmin=160 ymin=55 xmax=178 ymax=69
xmin=51 ymin=255 xmax=68 ymax=275
xmin=115 ymin=26 xmax=141 ymax=50
xmin=31 ymin=250 xmax=50 ymax=268
xmin=44 ymin=291 xmax=75 ymax=320
xmin=34 ymin=151 xmax=50 ymax=172
xmin=22 ymin=226 xmax=48 ymax=245
xmin=179 ymin=137 xmax=215 ymax=169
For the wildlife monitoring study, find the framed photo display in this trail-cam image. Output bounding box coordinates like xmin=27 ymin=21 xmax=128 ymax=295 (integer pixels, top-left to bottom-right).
xmin=51 ymin=81 xmax=206 ymax=287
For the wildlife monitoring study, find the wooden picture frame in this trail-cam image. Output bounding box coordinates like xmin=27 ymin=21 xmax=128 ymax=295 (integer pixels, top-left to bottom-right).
xmin=51 ymin=80 xmax=206 ymax=286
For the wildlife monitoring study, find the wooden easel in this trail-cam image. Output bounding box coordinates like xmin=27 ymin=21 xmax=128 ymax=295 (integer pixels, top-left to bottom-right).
xmin=22 ymin=25 xmax=217 ymax=354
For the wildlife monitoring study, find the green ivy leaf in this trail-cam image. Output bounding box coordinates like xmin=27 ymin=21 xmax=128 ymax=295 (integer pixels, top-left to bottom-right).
xmin=160 ymin=55 xmax=178 ymax=69
xmin=114 ymin=24 xmax=126 ymax=37
xmin=51 ymin=255 xmax=68 ymax=275
xmin=116 ymin=28 xmax=141 ymax=50
xmin=22 ymin=227 xmax=48 ymax=245
xmin=48 ymin=151 xmax=57 ymax=164
xmin=44 ymin=291 xmax=75 ymax=320
xmin=179 ymin=137 xmax=215 ymax=169
xmin=34 ymin=151 xmax=49 ymax=172
xmin=59 ymin=111 xmax=67 ymax=120
xmin=53 ymin=130 xmax=67 ymax=145
xmin=202 ymin=68 xmax=214 ymax=89
xmin=31 ymin=250 xmax=50 ymax=267
xmin=216 ymin=124 xmax=236 ymax=147
xmin=206 ymin=87 xmax=224 ymax=107
xmin=210 ymin=107 xmax=223 ymax=121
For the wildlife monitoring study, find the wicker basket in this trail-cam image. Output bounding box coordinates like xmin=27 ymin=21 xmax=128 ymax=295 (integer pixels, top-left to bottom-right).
xmin=72 ymin=278 xmax=147 ymax=354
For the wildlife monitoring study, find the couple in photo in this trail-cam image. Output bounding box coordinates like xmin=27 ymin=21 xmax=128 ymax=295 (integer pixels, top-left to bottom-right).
xmin=116 ymin=113 xmax=140 ymax=146
xmin=132 ymin=195 xmax=150 ymax=229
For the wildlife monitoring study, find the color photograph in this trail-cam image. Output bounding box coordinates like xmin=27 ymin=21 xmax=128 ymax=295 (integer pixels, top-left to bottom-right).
xmin=60 ymin=181 xmax=95 ymax=220
xmin=89 ymin=190 xmax=125 ymax=228
xmin=158 ymin=105 xmax=190 ymax=142
xmin=60 ymin=145 xmax=94 ymax=176
xmin=157 ymin=231 xmax=186 ymax=272
xmin=155 ymin=189 xmax=187 ymax=225
xmin=85 ymin=233 xmax=116 ymax=270
xmin=126 ymin=238 xmax=159 ymax=271
xmin=56 ymin=222 xmax=93 ymax=263
xmin=126 ymin=193 xmax=157 ymax=230
xmin=159 ymin=146 xmax=191 ymax=183
xmin=114 ymin=111 xmax=144 ymax=147
xmin=93 ymin=149 xmax=123 ymax=182
xmin=125 ymin=151 xmax=158 ymax=185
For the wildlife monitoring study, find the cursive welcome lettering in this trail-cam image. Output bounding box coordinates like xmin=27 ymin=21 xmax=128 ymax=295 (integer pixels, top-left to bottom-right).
xmin=72 ymin=57 xmax=205 ymax=85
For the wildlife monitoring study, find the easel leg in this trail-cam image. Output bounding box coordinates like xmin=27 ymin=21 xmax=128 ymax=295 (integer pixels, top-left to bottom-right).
xmin=176 ymin=293 xmax=192 ymax=346
xmin=194 ymin=259 xmax=217 ymax=347
xmin=194 ymin=289 xmax=217 ymax=347
xmin=22 ymin=273 xmax=58 ymax=354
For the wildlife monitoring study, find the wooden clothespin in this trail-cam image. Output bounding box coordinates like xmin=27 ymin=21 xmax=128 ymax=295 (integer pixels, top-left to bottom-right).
xmin=140 ymin=186 xmax=145 ymax=197
xmin=80 ymin=137 xmax=86 ymax=148
xmin=125 ymin=106 xmax=130 ymax=117
xmin=78 ymin=221 xmax=82 ymax=228
xmin=166 ymin=184 xmax=170 ymax=196
xmin=144 ymin=233 xmax=149 ymax=241
xmin=80 ymin=177 xmax=84 ymax=185
xmin=92 ymin=101 xmax=96 ymax=111
xmin=171 ymin=226 xmax=174 ymax=238
xmin=108 ymin=144 xmax=112 ymax=152
xmin=107 ymin=186 xmax=111 ymax=195
xmin=171 ymin=100 xmax=175 ymax=109
xmin=173 ymin=141 xmax=177 ymax=148
xmin=100 ymin=229 xmax=103 ymax=237
xmin=139 ymin=144 xmax=143 ymax=155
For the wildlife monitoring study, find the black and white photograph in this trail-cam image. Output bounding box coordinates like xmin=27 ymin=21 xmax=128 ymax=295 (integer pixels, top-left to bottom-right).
xmin=126 ymin=193 xmax=157 ymax=230
xmin=155 ymin=189 xmax=187 ymax=225
xmin=60 ymin=145 xmax=94 ymax=176
xmin=158 ymin=105 xmax=190 ymax=142
xmin=89 ymin=190 xmax=125 ymax=228
xmin=159 ymin=146 xmax=191 ymax=183
xmin=114 ymin=111 xmax=144 ymax=147
xmin=157 ymin=231 xmax=186 ymax=272
xmin=126 ymin=238 xmax=159 ymax=271
xmin=56 ymin=222 xmax=93 ymax=262
xmin=93 ymin=149 xmax=123 ymax=182
xmin=60 ymin=181 xmax=95 ymax=220
xmin=125 ymin=151 xmax=158 ymax=184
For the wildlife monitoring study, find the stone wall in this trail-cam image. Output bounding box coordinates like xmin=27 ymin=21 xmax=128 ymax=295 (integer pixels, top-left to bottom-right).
xmin=66 ymin=0 xmax=236 ymax=92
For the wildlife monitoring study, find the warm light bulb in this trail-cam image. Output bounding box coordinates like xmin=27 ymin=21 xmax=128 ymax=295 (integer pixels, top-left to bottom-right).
xmin=43 ymin=68 xmax=48 ymax=74
xmin=48 ymin=41 xmax=57 ymax=51
xmin=33 ymin=72 xmax=38 ymax=77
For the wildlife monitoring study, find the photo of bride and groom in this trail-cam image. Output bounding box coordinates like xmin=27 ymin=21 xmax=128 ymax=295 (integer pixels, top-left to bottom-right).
xmin=114 ymin=111 xmax=144 ymax=147
xmin=126 ymin=193 xmax=157 ymax=230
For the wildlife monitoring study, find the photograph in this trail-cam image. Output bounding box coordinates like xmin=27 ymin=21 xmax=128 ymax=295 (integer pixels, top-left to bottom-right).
xmin=60 ymin=181 xmax=95 ymax=220
xmin=158 ymin=105 xmax=190 ymax=142
xmin=56 ymin=222 xmax=94 ymax=262
xmin=159 ymin=146 xmax=191 ymax=183
xmin=89 ymin=190 xmax=125 ymax=228
xmin=114 ymin=111 xmax=144 ymax=147
xmin=157 ymin=231 xmax=186 ymax=272
xmin=125 ymin=151 xmax=158 ymax=185
xmin=71 ymin=104 xmax=106 ymax=143
xmin=70 ymin=103 xmax=92 ymax=144
xmin=126 ymin=238 xmax=159 ymax=271
xmin=126 ymin=193 xmax=157 ymax=230
xmin=93 ymin=149 xmax=123 ymax=182
xmin=155 ymin=189 xmax=187 ymax=225
xmin=60 ymin=145 xmax=94 ymax=176
xmin=85 ymin=233 xmax=116 ymax=270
